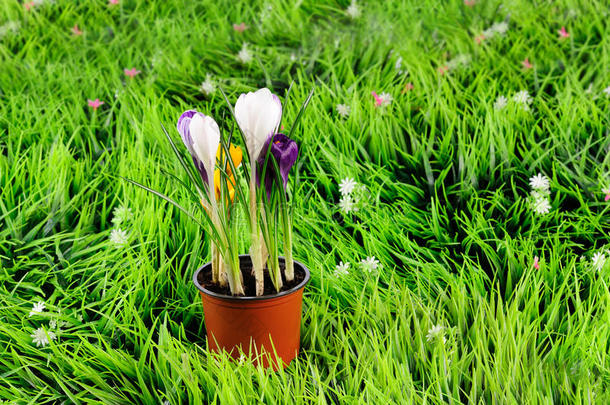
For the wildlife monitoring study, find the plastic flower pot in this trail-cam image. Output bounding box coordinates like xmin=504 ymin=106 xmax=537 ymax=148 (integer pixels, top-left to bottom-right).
xmin=193 ymin=255 xmax=310 ymax=369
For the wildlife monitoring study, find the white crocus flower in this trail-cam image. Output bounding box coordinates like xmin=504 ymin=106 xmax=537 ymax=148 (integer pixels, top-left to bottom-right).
xmin=234 ymin=88 xmax=282 ymax=162
xmin=188 ymin=113 xmax=221 ymax=188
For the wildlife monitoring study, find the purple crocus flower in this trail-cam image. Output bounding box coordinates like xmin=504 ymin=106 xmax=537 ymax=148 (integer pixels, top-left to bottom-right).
xmin=256 ymin=133 xmax=298 ymax=198
xmin=177 ymin=110 xmax=211 ymax=184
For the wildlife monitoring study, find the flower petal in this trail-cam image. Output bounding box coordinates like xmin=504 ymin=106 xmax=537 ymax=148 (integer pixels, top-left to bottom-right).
xmin=189 ymin=113 xmax=220 ymax=187
xmin=234 ymin=88 xmax=282 ymax=161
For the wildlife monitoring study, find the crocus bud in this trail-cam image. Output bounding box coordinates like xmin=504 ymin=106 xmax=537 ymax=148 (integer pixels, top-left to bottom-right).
xmin=256 ymin=133 xmax=298 ymax=198
xmin=177 ymin=110 xmax=220 ymax=188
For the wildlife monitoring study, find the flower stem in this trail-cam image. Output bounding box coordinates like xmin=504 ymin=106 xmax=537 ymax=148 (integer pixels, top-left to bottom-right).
xmin=211 ymin=241 xmax=218 ymax=283
xmin=284 ymin=217 xmax=294 ymax=282
xmin=249 ymin=176 xmax=264 ymax=296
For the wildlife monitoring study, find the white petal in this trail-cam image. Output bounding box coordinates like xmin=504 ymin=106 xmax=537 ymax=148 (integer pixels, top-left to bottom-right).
xmin=234 ymin=88 xmax=282 ymax=160
xmin=189 ymin=113 xmax=220 ymax=184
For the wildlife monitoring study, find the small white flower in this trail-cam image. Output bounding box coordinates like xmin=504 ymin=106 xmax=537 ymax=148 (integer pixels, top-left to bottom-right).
xmin=447 ymin=54 xmax=471 ymax=70
xmin=30 ymin=327 xmax=56 ymax=347
xmin=494 ymin=95 xmax=507 ymax=110
xmin=260 ymin=4 xmax=273 ymax=22
xmin=490 ymin=21 xmax=509 ymax=35
xmin=290 ymin=53 xmax=297 ymax=62
xmin=334 ymin=261 xmax=350 ymax=276
xmin=426 ymin=324 xmax=446 ymax=344
xmin=199 ymin=74 xmax=216 ymax=96
xmin=339 ymin=195 xmax=355 ymax=213
xmin=360 ymin=256 xmax=380 ymax=273
xmin=111 ymin=205 xmax=133 ymax=226
xmin=394 ymin=56 xmax=403 ymax=71
xmin=378 ymin=92 xmax=393 ymax=107
xmin=604 ymin=86 xmax=610 ymax=97
xmin=336 ymin=104 xmax=351 ymax=118
xmin=110 ymin=228 xmax=129 ymax=247
xmin=531 ymin=194 xmax=551 ymax=215
xmin=529 ymin=173 xmax=550 ymax=191
xmin=346 ymin=1 xmax=361 ymax=19
xmin=591 ymin=252 xmax=606 ymax=271
xmin=513 ymin=90 xmax=533 ymax=107
xmin=237 ymin=43 xmax=253 ymax=64
xmin=49 ymin=319 xmax=57 ymax=329
xmin=339 ymin=177 xmax=358 ymax=195
xmin=29 ymin=301 xmax=46 ymax=317
xmin=0 ymin=21 xmax=20 ymax=38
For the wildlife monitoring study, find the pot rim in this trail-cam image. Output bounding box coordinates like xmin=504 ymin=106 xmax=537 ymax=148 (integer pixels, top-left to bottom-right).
xmin=192 ymin=254 xmax=311 ymax=301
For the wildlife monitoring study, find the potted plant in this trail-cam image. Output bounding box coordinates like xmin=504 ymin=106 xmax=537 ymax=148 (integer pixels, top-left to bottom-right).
xmin=126 ymin=86 xmax=313 ymax=368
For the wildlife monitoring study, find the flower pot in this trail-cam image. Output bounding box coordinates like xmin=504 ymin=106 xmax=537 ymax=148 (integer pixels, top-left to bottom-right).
xmin=193 ymin=255 xmax=310 ymax=369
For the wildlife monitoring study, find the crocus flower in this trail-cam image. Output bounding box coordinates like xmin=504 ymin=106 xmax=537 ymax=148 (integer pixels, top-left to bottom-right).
xmin=178 ymin=110 xmax=243 ymax=204
xmin=558 ymin=26 xmax=569 ymax=38
xmin=214 ymin=143 xmax=242 ymax=202
xmin=256 ymin=133 xmax=298 ymax=198
xmin=177 ymin=110 xmax=219 ymax=188
xmin=124 ymin=68 xmax=141 ymax=78
xmin=234 ymin=88 xmax=282 ymax=164
xmin=522 ymin=57 xmax=532 ymax=70
xmin=71 ymin=24 xmax=82 ymax=36
xmin=88 ymin=99 xmax=104 ymax=110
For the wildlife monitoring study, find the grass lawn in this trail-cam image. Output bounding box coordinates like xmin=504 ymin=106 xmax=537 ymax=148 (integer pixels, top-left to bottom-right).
xmin=1 ymin=0 xmax=609 ymax=403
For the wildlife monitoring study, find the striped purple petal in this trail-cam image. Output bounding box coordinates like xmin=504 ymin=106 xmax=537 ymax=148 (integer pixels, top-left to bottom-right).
xmin=256 ymin=133 xmax=298 ymax=198
xmin=177 ymin=110 xmax=208 ymax=184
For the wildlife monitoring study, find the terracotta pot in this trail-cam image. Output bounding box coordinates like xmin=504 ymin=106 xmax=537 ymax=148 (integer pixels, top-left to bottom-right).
xmin=193 ymin=255 xmax=310 ymax=369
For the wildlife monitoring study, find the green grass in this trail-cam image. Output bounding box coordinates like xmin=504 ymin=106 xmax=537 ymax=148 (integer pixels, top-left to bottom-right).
xmin=1 ymin=0 xmax=610 ymax=403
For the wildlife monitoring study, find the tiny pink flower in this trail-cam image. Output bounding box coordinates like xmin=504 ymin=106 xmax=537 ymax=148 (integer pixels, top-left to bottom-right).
xmin=24 ymin=2 xmax=35 ymax=11
xmin=522 ymin=57 xmax=532 ymax=70
xmin=474 ymin=34 xmax=485 ymax=44
xmin=371 ymin=91 xmax=383 ymax=107
xmin=71 ymin=24 xmax=82 ymax=36
xmin=464 ymin=0 xmax=476 ymax=6
xmin=558 ymin=26 xmax=569 ymax=39
xmin=88 ymin=99 xmax=104 ymax=110
xmin=604 ymin=187 xmax=610 ymax=201
xmin=533 ymin=256 xmax=540 ymax=270
xmin=124 ymin=68 xmax=141 ymax=78
xmin=109 ymin=0 xmax=119 ymax=5
xmin=438 ymin=65 xmax=449 ymax=75
xmin=402 ymin=82 xmax=414 ymax=93
xmin=233 ymin=23 xmax=248 ymax=32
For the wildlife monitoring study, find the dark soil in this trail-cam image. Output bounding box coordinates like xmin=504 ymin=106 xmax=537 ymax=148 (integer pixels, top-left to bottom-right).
xmin=198 ymin=257 xmax=306 ymax=297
